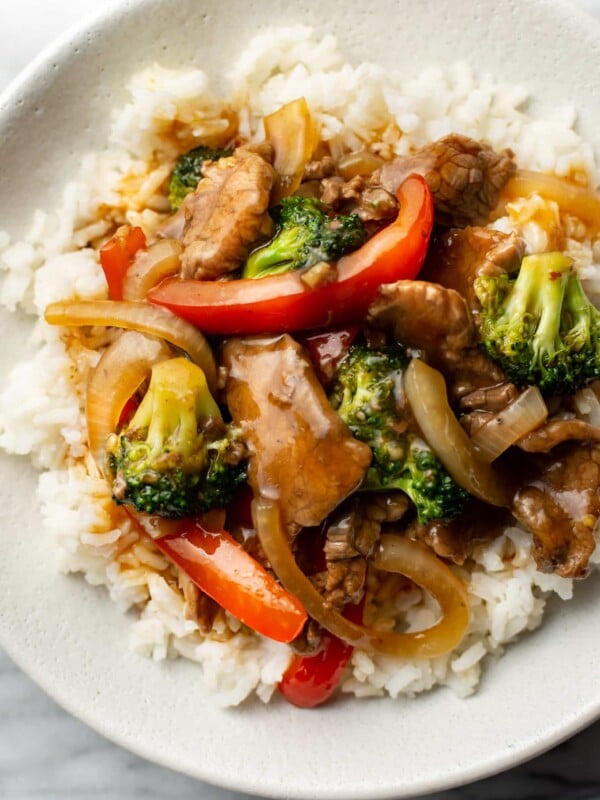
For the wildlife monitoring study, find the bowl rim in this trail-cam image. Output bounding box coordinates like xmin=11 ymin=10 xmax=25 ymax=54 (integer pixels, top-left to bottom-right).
xmin=3 ymin=625 xmax=600 ymax=800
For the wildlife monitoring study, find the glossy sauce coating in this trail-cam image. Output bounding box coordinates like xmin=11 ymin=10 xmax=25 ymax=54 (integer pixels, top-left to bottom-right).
xmin=223 ymin=334 xmax=372 ymax=533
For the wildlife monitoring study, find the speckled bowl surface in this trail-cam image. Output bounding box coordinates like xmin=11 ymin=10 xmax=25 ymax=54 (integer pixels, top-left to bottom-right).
xmin=0 ymin=1 xmax=599 ymax=797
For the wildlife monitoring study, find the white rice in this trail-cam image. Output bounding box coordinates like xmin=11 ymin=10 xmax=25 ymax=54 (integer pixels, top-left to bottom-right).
xmin=1 ymin=27 xmax=599 ymax=706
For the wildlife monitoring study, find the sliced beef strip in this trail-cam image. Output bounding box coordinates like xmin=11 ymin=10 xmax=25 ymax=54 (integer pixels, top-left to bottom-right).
xmin=222 ymin=335 xmax=372 ymax=536
xmin=319 ymin=175 xmax=348 ymax=207
xmin=458 ymin=382 xmax=521 ymax=413
xmin=320 ymin=174 xmax=399 ymax=223
xmin=304 ymin=155 xmax=336 ymax=180
xmin=460 ymin=410 xmax=494 ymax=437
xmin=358 ymin=186 xmax=400 ymax=223
xmin=406 ymin=500 xmax=507 ymax=564
xmin=293 ymin=496 xmax=408 ymax=651
xmin=367 ymin=278 xmax=523 ymax=420
xmin=404 ymin=220 xmax=525 ymax=414
xmin=512 ymin=444 xmax=600 ymax=577
xmin=367 ymin=277 xmax=520 ymax=420
xmin=436 ymin=346 xmax=513 ymax=405
xmin=179 ymin=144 xmax=276 ymax=280
xmin=367 ymin=279 xmax=475 ymax=357
xmin=323 ymin=504 xmax=381 ymax=562
xmin=313 ymin=558 xmax=367 ymax=611
xmin=518 ymin=418 xmax=600 ymax=453
xmin=364 ymin=492 xmax=410 ymax=523
xmin=462 ymin=413 xmax=600 ymax=459
xmin=422 ymin=226 xmax=524 ymax=318
xmin=178 ymin=570 xmax=219 ymax=633
xmin=313 ymin=494 xmax=409 ymax=610
xmin=290 ymin=619 xmax=325 ymax=655
xmin=377 ymin=134 xmax=516 ymax=227
xmin=440 ymin=351 xmax=519 ymax=418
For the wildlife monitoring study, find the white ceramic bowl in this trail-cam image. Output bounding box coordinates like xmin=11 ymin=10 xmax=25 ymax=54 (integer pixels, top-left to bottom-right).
xmin=1 ymin=1 xmax=600 ymax=797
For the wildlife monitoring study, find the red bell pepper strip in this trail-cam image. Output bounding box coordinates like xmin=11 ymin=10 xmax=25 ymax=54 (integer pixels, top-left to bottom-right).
xmin=301 ymin=326 xmax=359 ymax=386
xmin=117 ymin=395 xmax=140 ymax=428
xmin=99 ymin=225 xmax=147 ymax=300
xmin=278 ymin=597 xmax=364 ymax=708
xmin=131 ymin=513 xmax=307 ymax=644
xmin=148 ymin=174 xmax=433 ymax=334
xmin=278 ymin=631 xmax=353 ymax=708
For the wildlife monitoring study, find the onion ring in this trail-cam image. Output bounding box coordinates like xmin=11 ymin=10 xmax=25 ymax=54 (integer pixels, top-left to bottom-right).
xmin=501 ymin=169 xmax=600 ymax=229
xmin=404 ymin=359 xmax=513 ymax=506
xmin=122 ymin=238 xmax=182 ymax=302
xmin=86 ymin=331 xmax=172 ymax=473
xmin=253 ymin=498 xmax=470 ymax=659
xmin=472 ymin=387 xmax=548 ymax=462
xmin=264 ymin=97 xmax=318 ymax=203
xmin=45 ymin=299 xmax=216 ymax=392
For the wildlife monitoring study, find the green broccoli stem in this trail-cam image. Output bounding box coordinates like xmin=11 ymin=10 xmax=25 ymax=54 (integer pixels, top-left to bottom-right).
xmin=244 ymin=227 xmax=311 ymax=279
xmin=330 ymin=343 xmax=467 ymax=523
xmin=242 ymin=196 xmax=367 ymax=280
xmin=564 ymin=270 xmax=594 ymax=351
xmin=476 ymin=249 xmax=600 ymax=395
xmin=144 ymin=380 xmax=198 ymax=465
xmin=526 ymin=254 xmax=571 ymax=366
xmin=501 ymin=252 xmax=567 ymax=331
xmin=485 ymin=252 xmax=570 ymax=373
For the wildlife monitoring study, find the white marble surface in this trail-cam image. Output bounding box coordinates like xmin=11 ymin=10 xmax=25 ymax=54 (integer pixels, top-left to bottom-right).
xmin=3 ymin=644 xmax=600 ymax=800
xmin=1 ymin=1 xmax=600 ymax=798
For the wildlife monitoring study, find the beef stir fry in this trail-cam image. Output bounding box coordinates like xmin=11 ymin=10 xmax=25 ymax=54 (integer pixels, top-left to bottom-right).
xmin=44 ymin=97 xmax=600 ymax=708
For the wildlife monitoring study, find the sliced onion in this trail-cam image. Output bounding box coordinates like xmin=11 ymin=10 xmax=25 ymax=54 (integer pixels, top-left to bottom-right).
xmin=131 ymin=507 xmax=226 ymax=539
xmin=501 ymin=169 xmax=600 ymax=229
xmin=264 ymin=97 xmax=318 ymax=203
xmin=471 ymin=387 xmax=548 ymax=462
xmin=86 ymin=331 xmax=172 ymax=473
xmin=338 ymin=150 xmax=384 ymax=180
xmin=45 ymin=299 xmax=216 ymax=392
xmin=404 ymin=359 xmax=513 ymax=506
xmin=122 ymin=238 xmax=182 ymax=301
xmin=253 ymin=499 xmax=470 ymax=659
xmin=574 ymin=387 xmax=600 ymax=427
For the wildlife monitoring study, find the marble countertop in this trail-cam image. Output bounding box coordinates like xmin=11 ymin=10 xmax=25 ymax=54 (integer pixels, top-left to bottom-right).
xmin=2 ymin=1 xmax=600 ymax=798
xmin=6 ymin=647 xmax=600 ymax=800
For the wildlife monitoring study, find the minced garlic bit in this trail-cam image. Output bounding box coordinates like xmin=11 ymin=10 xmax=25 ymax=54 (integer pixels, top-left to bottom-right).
xmin=300 ymin=260 xmax=338 ymax=289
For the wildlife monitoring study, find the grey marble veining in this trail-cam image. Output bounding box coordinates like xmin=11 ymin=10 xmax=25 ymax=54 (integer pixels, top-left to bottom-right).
xmin=2 ymin=1 xmax=600 ymax=798
xmin=0 ymin=651 xmax=240 ymax=800
xmin=2 ymin=645 xmax=600 ymax=800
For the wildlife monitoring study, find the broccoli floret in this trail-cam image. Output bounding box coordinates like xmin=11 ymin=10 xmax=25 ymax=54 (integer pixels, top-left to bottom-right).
xmin=168 ymin=145 xmax=233 ymax=211
xmin=329 ymin=345 xmax=468 ymax=524
xmin=475 ymin=252 xmax=600 ymax=395
xmin=201 ymin=436 xmax=248 ymax=511
xmin=108 ymin=357 xmax=246 ymax=518
xmin=243 ymin=196 xmax=367 ymax=279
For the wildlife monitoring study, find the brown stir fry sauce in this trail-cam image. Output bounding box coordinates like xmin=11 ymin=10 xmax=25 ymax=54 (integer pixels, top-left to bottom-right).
xmin=222 ymin=335 xmax=372 ymax=537
xmin=117 ymin=128 xmax=600 ymax=621
xmin=198 ymin=133 xmax=592 ymax=586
